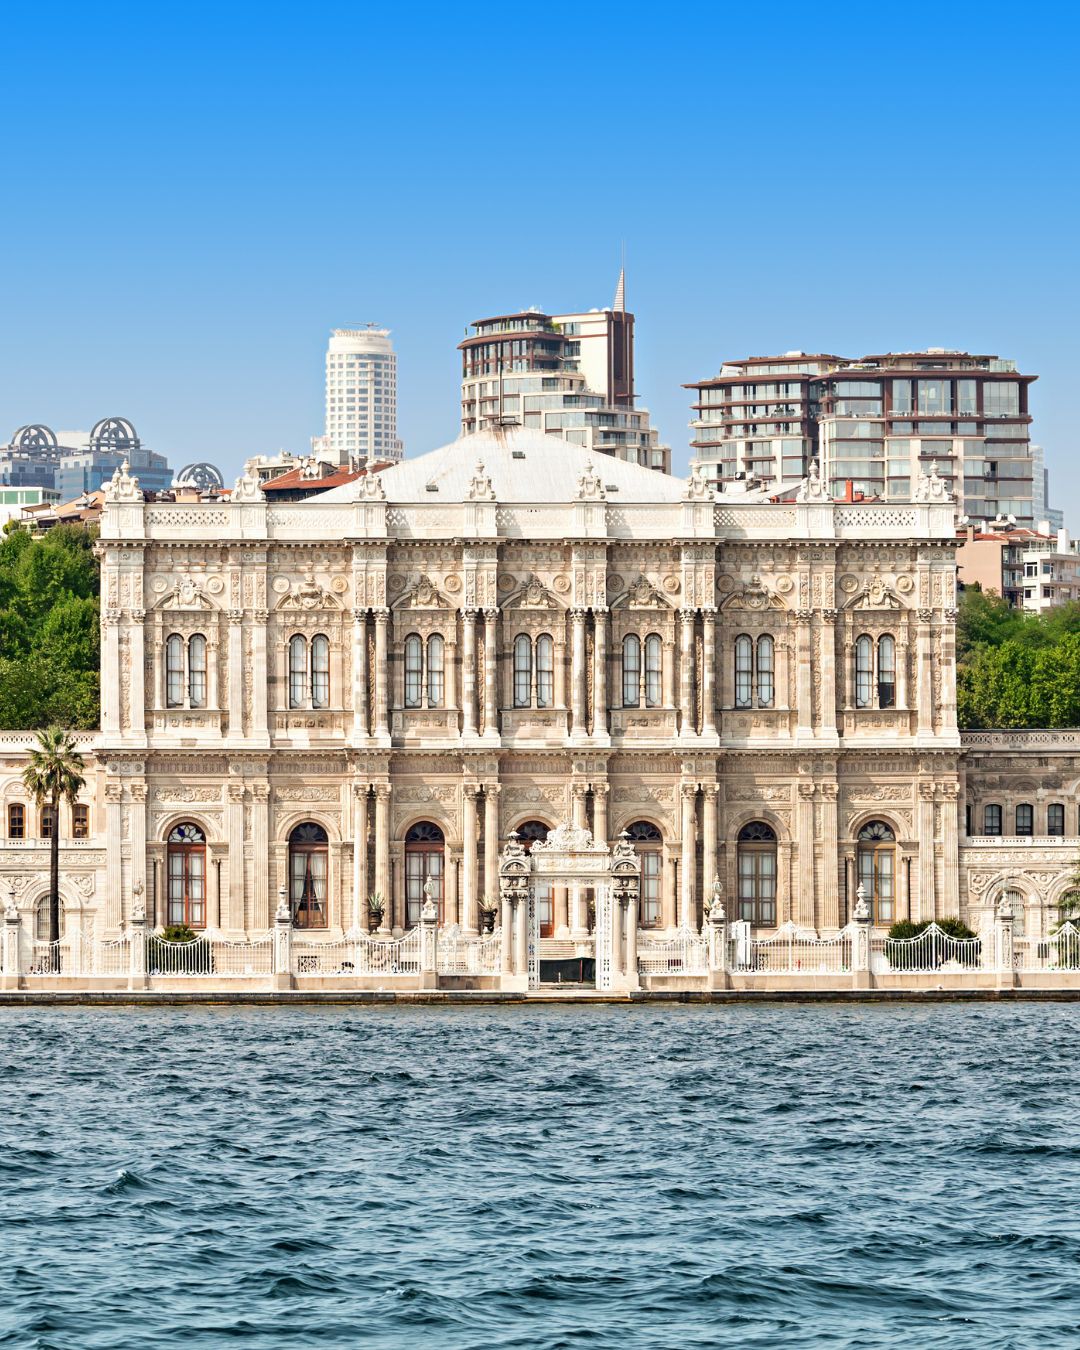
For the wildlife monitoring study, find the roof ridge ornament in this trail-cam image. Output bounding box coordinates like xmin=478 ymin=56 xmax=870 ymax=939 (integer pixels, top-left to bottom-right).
xmin=577 ymin=460 xmax=605 ymax=501
xmin=103 ymin=459 xmax=142 ymax=503
xmin=360 ymin=471 xmax=386 ymax=500
xmin=684 ymin=462 xmax=712 ymax=500
xmin=232 ymin=459 xmax=266 ymax=503
xmin=466 ymin=458 xmax=496 ymax=501
xmin=796 ymin=459 xmax=830 ymax=502
xmin=914 ymin=460 xmax=952 ymax=503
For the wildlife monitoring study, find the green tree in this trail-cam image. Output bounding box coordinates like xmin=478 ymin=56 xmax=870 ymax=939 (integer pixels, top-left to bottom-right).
xmin=21 ymin=727 xmax=87 ymax=950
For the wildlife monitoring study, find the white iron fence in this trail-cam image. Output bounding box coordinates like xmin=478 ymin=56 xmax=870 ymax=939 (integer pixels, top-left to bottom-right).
xmin=1014 ymin=922 xmax=1080 ymax=972
xmin=437 ymin=925 xmax=502 ymax=975
xmin=145 ymin=932 xmax=274 ymax=977
xmin=729 ymin=922 xmax=853 ymax=974
xmin=637 ymin=927 xmax=708 ymax=976
xmin=871 ymin=923 xmax=983 ymax=974
xmin=292 ymin=928 xmax=421 ymax=977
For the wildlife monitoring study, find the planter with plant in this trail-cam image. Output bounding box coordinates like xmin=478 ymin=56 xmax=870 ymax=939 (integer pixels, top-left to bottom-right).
xmin=367 ymin=892 xmax=386 ymax=933
xmin=478 ymin=898 xmax=498 ymax=934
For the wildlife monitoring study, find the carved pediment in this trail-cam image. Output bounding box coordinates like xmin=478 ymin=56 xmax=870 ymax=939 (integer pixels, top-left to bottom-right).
xmin=614 ymin=575 xmax=670 ymax=610
xmin=846 ymin=578 xmax=901 ymax=611
xmin=276 ymin=574 xmax=340 ymax=611
xmin=722 ymin=576 xmax=785 ymax=612
xmin=394 ymin=575 xmax=449 ymax=610
xmin=156 ymin=577 xmax=216 ymax=611
xmin=507 ymin=575 xmax=561 ymax=610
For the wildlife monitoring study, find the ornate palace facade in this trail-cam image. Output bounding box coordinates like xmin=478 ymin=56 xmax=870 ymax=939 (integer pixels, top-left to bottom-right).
xmin=0 ymin=426 xmax=1076 ymax=953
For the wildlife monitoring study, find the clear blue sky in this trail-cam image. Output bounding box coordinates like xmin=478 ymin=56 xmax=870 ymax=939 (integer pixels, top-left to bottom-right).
xmin=2 ymin=2 xmax=1077 ymax=514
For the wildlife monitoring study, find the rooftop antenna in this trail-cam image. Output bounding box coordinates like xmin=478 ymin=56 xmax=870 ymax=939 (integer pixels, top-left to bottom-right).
xmin=613 ymin=242 xmax=626 ymax=313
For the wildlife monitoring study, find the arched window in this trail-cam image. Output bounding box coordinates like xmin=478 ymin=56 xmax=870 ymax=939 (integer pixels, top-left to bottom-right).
xmin=167 ymin=823 xmax=207 ymax=929
xmin=289 ymin=822 xmax=329 ymax=928
xmin=983 ymin=803 xmax=1002 ymax=836
xmin=289 ymin=635 xmax=308 ymax=709
xmin=41 ymin=805 xmax=56 ymax=839
xmin=738 ymin=821 xmax=777 ymax=926
xmin=535 ymin=635 xmax=554 ymax=709
xmin=8 ymin=803 xmax=25 ymax=840
xmin=1048 ymin=803 xmax=1065 ymax=837
xmin=517 ymin=820 xmax=553 ymax=936
xmin=405 ymin=821 xmax=444 ymax=927
xmin=1016 ymin=803 xmax=1034 ymax=837
xmin=426 ymin=634 xmax=445 ymax=708
xmin=188 ymin=634 xmax=207 ymax=709
xmin=35 ymin=894 xmax=64 ymax=942
xmin=513 ymin=634 xmax=532 ymax=708
xmin=644 ymin=634 xmax=662 ymax=707
xmin=855 ymin=635 xmax=873 ymax=708
xmin=72 ymin=804 xmax=90 ymax=839
xmin=166 ymin=634 xmax=185 ymax=708
xmin=404 ymin=634 xmax=423 ymax=708
xmin=311 ymin=634 xmax=330 ymax=709
xmin=627 ymin=821 xmax=663 ymax=928
xmin=877 ymin=635 xmax=895 ymax=708
xmin=857 ymin=821 xmax=895 ymax=923
xmin=622 ymin=634 xmax=641 ymax=707
xmin=1001 ymin=887 xmax=1026 ymax=937
xmin=756 ymin=635 xmax=774 ymax=708
xmin=735 ymin=635 xmax=753 ymax=708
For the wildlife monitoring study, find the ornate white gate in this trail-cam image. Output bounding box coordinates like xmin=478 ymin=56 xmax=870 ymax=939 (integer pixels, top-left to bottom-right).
xmin=527 ymin=890 xmax=539 ymax=990
xmin=594 ymin=883 xmax=613 ymax=991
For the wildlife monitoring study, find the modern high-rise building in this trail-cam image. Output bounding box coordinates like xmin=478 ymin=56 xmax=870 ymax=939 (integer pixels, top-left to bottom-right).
xmin=320 ymin=325 xmax=403 ymax=465
xmin=57 ymin=417 xmax=173 ymax=499
xmin=687 ymin=349 xmax=1039 ymax=525
xmin=458 ymin=275 xmax=671 ymax=472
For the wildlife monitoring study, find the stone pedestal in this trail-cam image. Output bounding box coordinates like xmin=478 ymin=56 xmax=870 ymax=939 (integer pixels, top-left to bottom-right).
xmin=996 ymin=896 xmax=1016 ymax=991
xmin=2 ymin=898 xmax=22 ymax=991
xmin=851 ymin=884 xmax=872 ymax=990
xmin=273 ymin=888 xmax=294 ymax=990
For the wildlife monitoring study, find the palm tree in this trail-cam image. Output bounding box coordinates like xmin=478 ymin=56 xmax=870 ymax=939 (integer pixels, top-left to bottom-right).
xmin=22 ymin=727 xmax=86 ymax=955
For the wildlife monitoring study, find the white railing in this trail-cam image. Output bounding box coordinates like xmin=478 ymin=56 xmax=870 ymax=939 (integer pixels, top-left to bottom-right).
xmin=731 ymin=923 xmax=853 ymax=974
xmin=637 ymin=927 xmax=708 ymax=975
xmin=96 ymin=934 xmax=131 ymax=975
xmin=1014 ymin=923 xmax=1080 ymax=972
xmin=145 ymin=934 xmax=217 ymax=976
xmin=871 ymin=923 xmax=984 ymax=974
xmin=26 ymin=932 xmax=96 ymax=975
xmin=437 ymin=925 xmax=502 ymax=975
xmin=209 ymin=934 xmax=274 ymax=976
xmin=292 ymin=928 xmax=421 ymax=977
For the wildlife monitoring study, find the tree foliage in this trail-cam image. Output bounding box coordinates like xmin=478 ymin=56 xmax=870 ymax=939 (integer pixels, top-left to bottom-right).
xmin=0 ymin=527 xmax=99 ymax=729
xmin=957 ymin=586 xmax=1080 ymax=729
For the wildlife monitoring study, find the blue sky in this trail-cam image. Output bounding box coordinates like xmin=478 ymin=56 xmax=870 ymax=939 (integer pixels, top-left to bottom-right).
xmin=2 ymin=2 xmax=1077 ymax=514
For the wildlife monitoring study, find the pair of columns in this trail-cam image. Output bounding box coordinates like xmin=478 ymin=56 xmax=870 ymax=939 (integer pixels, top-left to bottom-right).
xmin=460 ymin=609 xmax=499 ymax=736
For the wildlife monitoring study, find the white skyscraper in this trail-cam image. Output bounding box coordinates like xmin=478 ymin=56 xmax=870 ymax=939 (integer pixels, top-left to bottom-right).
xmin=319 ymin=325 xmax=403 ymax=465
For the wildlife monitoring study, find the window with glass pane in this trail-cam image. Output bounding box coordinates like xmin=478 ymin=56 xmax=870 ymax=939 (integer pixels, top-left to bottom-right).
xmin=738 ymin=822 xmax=777 ymax=925
xmin=535 ymin=635 xmax=554 ymax=708
xmin=984 ymin=382 xmax=1020 ymax=416
xmin=41 ymin=805 xmax=56 ymax=839
xmin=1048 ymin=803 xmax=1065 ymax=837
xmin=855 ymin=635 xmax=873 ymax=708
xmin=1016 ymin=803 xmax=1034 ymax=836
xmin=405 ymin=821 xmax=444 ymax=927
xmin=956 ymin=379 xmax=978 ymax=414
xmin=187 ymin=634 xmax=207 ymax=708
xmin=756 ymin=635 xmax=774 ymax=706
xmin=735 ymin=635 xmax=753 ymax=708
xmin=628 ymin=822 xmax=663 ymax=927
xmin=425 ymin=634 xmax=444 ymax=708
xmin=35 ymin=894 xmax=64 ymax=942
xmin=167 ymin=822 xmax=206 ymax=928
xmin=289 ymin=822 xmax=328 ymax=928
xmin=513 ymin=635 xmax=532 ymax=707
xmin=622 ymin=634 xmax=641 ymax=707
xmin=857 ymin=821 xmax=895 ymax=922
xmin=73 ymin=804 xmax=89 ymax=839
xmin=917 ymin=379 xmax=953 ymax=415
xmin=404 ymin=635 xmax=422 ymax=708
xmin=288 ymin=635 xmax=307 ymax=709
xmin=891 ymin=379 xmax=913 ymax=413
xmin=984 ymin=804 xmax=1002 ymax=835
xmin=166 ymin=634 xmax=184 ymax=707
xmin=311 ymin=634 xmax=330 ymax=708
xmin=644 ymin=635 xmax=662 ymax=707
xmin=877 ymin=635 xmax=896 ymax=708
xmin=8 ymin=804 xmax=24 ymax=839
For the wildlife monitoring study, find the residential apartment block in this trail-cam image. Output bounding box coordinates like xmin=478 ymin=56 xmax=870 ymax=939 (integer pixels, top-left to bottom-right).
xmin=319 ymin=325 xmax=403 ymax=466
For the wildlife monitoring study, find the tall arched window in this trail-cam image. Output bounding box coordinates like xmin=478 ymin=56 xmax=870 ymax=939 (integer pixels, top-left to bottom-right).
xmin=535 ymin=635 xmax=554 ymax=709
xmin=289 ymin=635 xmax=308 ymax=709
xmin=35 ymin=894 xmax=65 ymax=942
xmin=644 ymin=634 xmax=662 ymax=707
xmin=737 ymin=821 xmax=777 ymax=926
xmin=188 ymin=634 xmax=207 ymax=709
xmin=1048 ymin=803 xmax=1066 ymax=837
xmin=627 ymin=821 xmax=663 ymax=928
xmin=857 ymin=821 xmax=895 ymax=923
xmin=517 ymin=820 xmax=553 ymax=937
xmin=735 ymin=635 xmax=753 ymax=708
xmin=311 ymin=634 xmax=330 ymax=709
xmin=513 ymin=634 xmax=532 ymax=708
xmin=1016 ymin=803 xmax=1034 ymax=837
xmin=983 ymin=803 xmax=1002 ymax=835
xmin=855 ymin=635 xmax=873 ymax=708
xmin=404 ymin=634 xmax=423 ymax=708
xmin=877 ymin=635 xmax=896 ymax=708
xmin=289 ymin=822 xmax=329 ymax=928
xmin=756 ymin=635 xmax=774 ymax=708
xmin=166 ymin=634 xmax=185 ymax=708
xmin=167 ymin=823 xmax=207 ymax=928
xmin=622 ymin=634 xmax=641 ymax=707
xmin=405 ymin=821 xmax=444 ymax=927
xmin=427 ymin=634 xmax=445 ymax=708
xmin=7 ymin=804 xmax=25 ymax=839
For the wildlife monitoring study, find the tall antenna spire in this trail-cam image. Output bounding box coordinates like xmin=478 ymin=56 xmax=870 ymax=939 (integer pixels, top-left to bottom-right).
xmin=613 ymin=266 xmax=626 ymax=312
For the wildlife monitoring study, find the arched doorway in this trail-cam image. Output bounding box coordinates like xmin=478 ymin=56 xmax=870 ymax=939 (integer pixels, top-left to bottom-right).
xmin=857 ymin=821 xmax=896 ymax=924
xmin=405 ymin=822 xmax=444 ymax=928
xmin=626 ymin=822 xmax=663 ymax=929
xmin=737 ymin=821 xmax=778 ymax=926
xmin=167 ymin=823 xmax=207 ymax=928
xmin=289 ymin=823 xmax=329 ymax=928
xmin=517 ymin=820 xmax=553 ymax=937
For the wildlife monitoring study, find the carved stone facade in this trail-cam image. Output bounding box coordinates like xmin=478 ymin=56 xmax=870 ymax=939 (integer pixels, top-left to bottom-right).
xmin=0 ymin=428 xmax=1075 ymax=942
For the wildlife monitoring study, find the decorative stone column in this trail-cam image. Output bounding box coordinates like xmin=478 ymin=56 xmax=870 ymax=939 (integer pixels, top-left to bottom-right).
xmin=483 ymin=609 xmax=499 ymax=737
xmin=795 ymin=611 xmax=813 ymax=738
xmin=851 ymin=883 xmax=872 ymax=990
xmin=273 ymin=885 xmax=293 ymax=990
xmin=678 ymin=610 xmax=695 ymax=737
xmin=916 ymin=608 xmax=934 ymax=736
xmin=796 ymin=781 xmax=815 ymax=929
xmin=941 ymin=781 xmax=960 ymax=913
xmin=374 ymin=784 xmax=391 ymax=934
xmin=819 ymin=781 xmax=839 ymax=930
xmin=593 ymin=783 xmax=609 ymax=848
xmin=702 ymin=786 xmax=718 ymax=897
xmin=679 ymin=784 xmax=697 ymax=930
xmin=251 ymin=610 xmax=269 ymax=739
xmin=484 ymin=785 xmax=500 ymax=920
xmin=701 ymin=609 xmax=717 ymax=737
xmin=592 ymin=609 xmax=608 ymax=739
xmin=625 ymin=889 xmax=639 ymax=989
xmin=128 ymin=892 xmax=148 ymax=992
xmin=514 ymin=893 xmax=529 ymax=982
xmin=820 ymin=610 xmax=838 ymax=736
xmin=251 ymin=782 xmax=269 ymax=930
xmin=352 ymin=784 xmax=368 ymax=932
xmin=2 ymin=886 xmax=22 ymax=990
xmin=570 ymin=609 xmax=587 ymax=737
xmin=995 ymin=891 xmax=1016 ymax=990
xmin=129 ymin=608 xmax=146 ymax=736
xmin=226 ymin=782 xmax=245 ymax=934
xmin=102 ymin=610 xmax=121 ymax=735
xmin=419 ymin=882 xmax=438 ymax=991
xmin=105 ymin=780 xmax=123 ymax=931
xmin=462 ymin=784 xmax=480 ymax=934
xmin=372 ymin=609 xmax=390 ymax=739
xmin=227 ymin=610 xmax=245 ymax=737
xmin=917 ymin=782 xmax=936 ymax=923
xmin=571 ymin=785 xmax=589 ymax=937
xmin=707 ymin=877 xmax=729 ymax=991
xmin=352 ymin=608 xmax=369 ymax=740
xmin=461 ymin=608 xmax=478 ymax=737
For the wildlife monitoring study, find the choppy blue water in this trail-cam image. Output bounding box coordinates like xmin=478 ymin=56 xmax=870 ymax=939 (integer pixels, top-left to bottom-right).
xmin=1 ymin=1005 xmax=1078 ymax=1348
